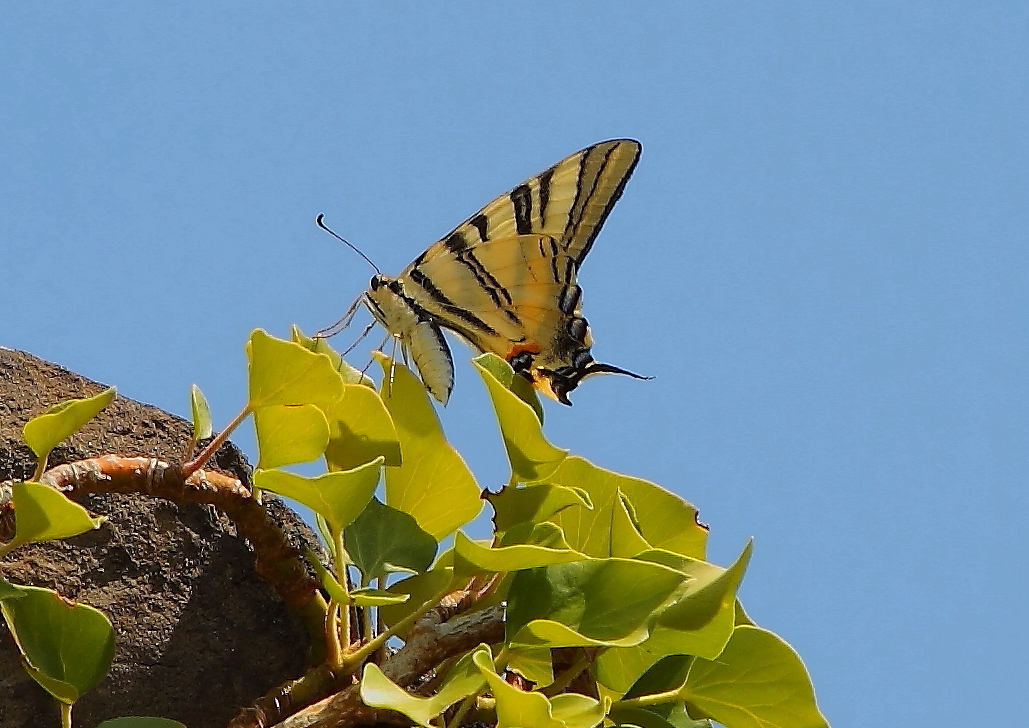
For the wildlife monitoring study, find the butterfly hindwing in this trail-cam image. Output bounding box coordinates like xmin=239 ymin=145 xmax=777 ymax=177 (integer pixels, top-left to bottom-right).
xmin=362 ymin=139 xmax=644 ymax=405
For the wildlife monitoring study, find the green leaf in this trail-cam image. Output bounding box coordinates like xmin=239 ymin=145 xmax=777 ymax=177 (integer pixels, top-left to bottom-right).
xmin=291 ymin=324 xmax=376 ymax=387
xmin=682 ymin=625 xmax=830 ymax=728
xmin=345 ymin=497 xmax=437 ymax=579
xmin=96 ymin=719 xmax=187 ymax=728
xmin=376 ymin=354 xmax=482 ymax=539
xmin=322 ymin=384 xmax=402 ymax=472
xmin=473 ymin=354 xmax=567 ymax=481
xmin=0 ymin=578 xmax=115 ymax=704
xmin=487 ymin=483 xmax=593 ymax=534
xmin=543 ymin=457 xmax=707 ymax=560
xmin=473 ymin=352 xmax=544 ymax=423
xmin=498 ymin=521 xmax=575 ymax=550
xmin=304 ymin=547 xmax=350 ymax=604
xmin=360 ymin=646 xmax=489 ymax=727
xmin=507 ymin=645 xmax=554 ymax=687
xmin=454 ymin=531 xmax=584 ymax=575
xmin=596 ymin=544 xmax=754 ymax=694
xmin=253 ymin=404 xmax=330 ymax=469
xmin=21 ymin=387 xmax=116 ymax=458
xmin=253 ymin=458 xmax=382 ymax=537
xmin=507 ymin=559 xmax=686 ymax=649
xmin=247 ymin=329 xmax=345 ymax=409
xmin=610 ymin=705 xmax=711 ymax=728
xmin=189 ymin=384 xmax=213 ymax=441
xmin=642 ymin=542 xmax=752 ymax=660
xmin=611 ymin=489 xmax=651 ymax=558
xmin=473 ymin=649 xmax=607 ymax=728
xmin=11 ymin=482 xmax=105 ymax=546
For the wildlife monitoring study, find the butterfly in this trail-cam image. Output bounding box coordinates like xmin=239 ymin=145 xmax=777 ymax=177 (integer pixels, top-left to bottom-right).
xmin=336 ymin=139 xmax=647 ymax=406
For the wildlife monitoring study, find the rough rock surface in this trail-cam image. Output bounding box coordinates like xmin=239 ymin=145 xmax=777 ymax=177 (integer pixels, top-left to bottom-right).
xmin=0 ymin=347 xmax=318 ymax=728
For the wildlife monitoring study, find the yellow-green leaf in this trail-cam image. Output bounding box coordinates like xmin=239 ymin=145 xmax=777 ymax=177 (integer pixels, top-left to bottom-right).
xmin=474 ymin=649 xmax=607 ymax=728
xmin=188 ymin=384 xmax=213 ymax=441
xmin=11 ymin=482 xmax=105 ymax=546
xmin=247 ymin=329 xmax=345 ymax=408
xmin=322 ymin=384 xmax=402 ymax=472
xmin=376 ymin=354 xmax=481 ymax=539
xmin=254 ymin=404 xmax=329 ymax=469
xmin=544 ymin=457 xmax=707 ymax=560
xmin=453 ymin=531 xmax=584 ymax=575
xmin=0 ymin=579 xmax=115 ymax=704
xmin=361 ymin=646 xmax=489 ymax=727
xmin=473 ymin=354 xmax=567 ymax=482
xmin=291 ymin=324 xmax=376 ymax=387
xmin=487 ymin=483 xmax=593 ymax=534
xmin=253 ymin=458 xmax=381 ymax=537
xmin=682 ymin=625 xmax=829 ymax=728
xmin=22 ymin=387 xmax=116 ymax=458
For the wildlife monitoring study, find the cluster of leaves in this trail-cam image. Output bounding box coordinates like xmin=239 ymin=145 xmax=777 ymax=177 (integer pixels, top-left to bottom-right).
xmin=0 ymin=328 xmax=830 ymax=728
xmin=0 ymin=387 xmax=184 ymax=728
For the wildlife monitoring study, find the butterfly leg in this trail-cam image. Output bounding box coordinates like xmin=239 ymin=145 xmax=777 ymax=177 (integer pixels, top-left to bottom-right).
xmin=315 ymin=295 xmax=363 ymax=338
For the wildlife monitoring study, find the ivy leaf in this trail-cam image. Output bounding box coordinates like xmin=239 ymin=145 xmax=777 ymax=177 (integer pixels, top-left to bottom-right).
xmin=375 ymin=354 xmax=481 ymax=539
xmin=0 ymin=579 xmax=115 ymax=704
xmin=322 ymin=385 xmax=402 ymax=472
xmin=543 ymin=457 xmax=707 ymax=560
xmin=360 ymin=646 xmax=490 ymax=727
xmin=344 ymin=497 xmax=437 ymax=579
xmin=22 ymin=387 xmax=116 ymax=458
xmin=682 ymin=625 xmax=830 ymax=728
xmin=253 ymin=458 xmax=382 ymax=537
xmin=507 ymin=559 xmax=686 ymax=649
xmin=291 ymin=324 xmax=376 ymax=387
xmin=253 ymin=404 xmax=329 ymax=469
xmin=247 ymin=329 xmax=344 ymax=408
xmin=453 ymin=531 xmax=584 ymax=575
xmin=641 ymin=542 xmax=753 ymax=660
xmin=188 ymin=384 xmax=213 ymax=441
xmin=487 ymin=482 xmax=593 ymax=534
xmin=473 ymin=354 xmax=567 ymax=482
xmin=96 ymin=719 xmax=187 ymax=728
xmin=473 ymin=649 xmax=607 ymax=728
xmin=10 ymin=482 xmax=105 ymax=546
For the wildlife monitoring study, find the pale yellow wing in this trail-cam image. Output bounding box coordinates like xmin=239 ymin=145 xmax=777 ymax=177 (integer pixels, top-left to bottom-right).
xmin=406 ymin=234 xmax=581 ymax=366
xmin=406 ymin=138 xmax=641 ymax=271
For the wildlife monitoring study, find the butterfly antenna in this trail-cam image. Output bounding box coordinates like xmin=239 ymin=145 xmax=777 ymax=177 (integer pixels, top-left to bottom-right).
xmin=316 ymin=214 xmax=382 ymax=275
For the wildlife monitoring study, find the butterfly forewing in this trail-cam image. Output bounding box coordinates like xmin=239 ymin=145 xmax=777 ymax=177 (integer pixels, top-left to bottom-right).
xmin=364 ymin=139 xmax=644 ymax=405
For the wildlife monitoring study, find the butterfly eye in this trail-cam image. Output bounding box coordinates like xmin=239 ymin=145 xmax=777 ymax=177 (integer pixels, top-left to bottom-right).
xmin=370 ymin=275 xmax=384 ymax=290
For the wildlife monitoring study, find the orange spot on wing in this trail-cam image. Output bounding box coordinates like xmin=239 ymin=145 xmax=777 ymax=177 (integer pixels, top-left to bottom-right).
xmin=505 ymin=342 xmax=541 ymax=359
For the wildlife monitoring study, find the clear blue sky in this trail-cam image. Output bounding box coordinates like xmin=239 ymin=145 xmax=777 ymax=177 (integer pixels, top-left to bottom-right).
xmin=3 ymin=3 xmax=1026 ymax=726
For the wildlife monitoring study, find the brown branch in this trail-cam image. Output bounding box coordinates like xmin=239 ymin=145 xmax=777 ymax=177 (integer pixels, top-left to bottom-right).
xmin=38 ymin=456 xmax=322 ymax=608
xmin=268 ymin=604 xmax=505 ymax=728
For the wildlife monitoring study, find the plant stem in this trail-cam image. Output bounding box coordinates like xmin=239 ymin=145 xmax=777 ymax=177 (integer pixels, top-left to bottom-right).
xmin=611 ymin=686 xmax=684 ymax=710
xmin=32 ymin=453 xmax=49 ymax=482
xmin=541 ymin=649 xmax=593 ymax=696
xmin=60 ymin=702 xmax=72 ymax=728
xmin=333 ymin=531 xmax=351 ymax=653
xmin=182 ymin=405 xmax=251 ymax=478
xmin=342 ymin=584 xmax=449 ymax=668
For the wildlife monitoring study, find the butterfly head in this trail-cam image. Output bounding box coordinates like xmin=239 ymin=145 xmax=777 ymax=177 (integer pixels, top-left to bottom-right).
xmin=532 ymin=359 xmax=651 ymax=406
